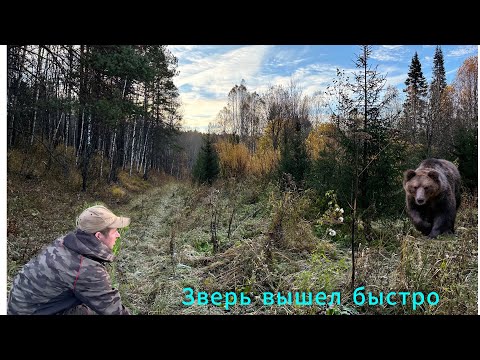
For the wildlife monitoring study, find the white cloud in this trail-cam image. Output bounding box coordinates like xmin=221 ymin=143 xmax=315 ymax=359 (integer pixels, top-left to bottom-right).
xmin=174 ymin=45 xmax=271 ymax=97
xmin=266 ymin=46 xmax=311 ymax=67
xmin=382 ymin=45 xmax=403 ymax=49
xmin=291 ymin=63 xmax=344 ymax=96
xmin=168 ymin=45 xmax=202 ymax=63
xmin=447 ymin=45 xmax=478 ymax=57
xmin=168 ymin=45 xmax=225 ymax=63
xmin=371 ymin=45 xmax=406 ymax=61
xmin=168 ymin=45 xmax=272 ymax=130
xmin=446 ymin=68 xmax=458 ymax=76
xmin=179 ymin=95 xmax=227 ymax=129
xmin=168 ymin=45 xmax=199 ymax=53
xmin=386 ymin=73 xmax=407 ymax=87
xmin=250 ymin=62 xmax=349 ymax=98
xmin=377 ymin=65 xmax=402 ymax=74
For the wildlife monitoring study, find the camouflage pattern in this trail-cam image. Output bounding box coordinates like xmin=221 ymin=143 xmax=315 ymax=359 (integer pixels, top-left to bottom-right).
xmin=58 ymin=304 xmax=97 ymax=315
xmin=7 ymin=229 xmax=131 ymax=315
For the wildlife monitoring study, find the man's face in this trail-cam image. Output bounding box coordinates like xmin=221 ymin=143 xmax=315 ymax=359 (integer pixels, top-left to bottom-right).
xmin=96 ymin=228 xmax=120 ymax=249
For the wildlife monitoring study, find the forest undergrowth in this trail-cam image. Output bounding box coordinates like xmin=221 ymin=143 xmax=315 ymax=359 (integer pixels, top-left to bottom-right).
xmin=7 ymin=159 xmax=478 ymax=315
xmin=114 ymin=178 xmax=477 ymax=315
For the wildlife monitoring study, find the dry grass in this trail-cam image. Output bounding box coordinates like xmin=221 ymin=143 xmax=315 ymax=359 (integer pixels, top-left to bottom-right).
xmin=113 ymin=179 xmax=352 ymax=314
xmin=7 ymin=152 xmax=477 ymax=315
xmin=353 ymin=194 xmax=477 ymax=314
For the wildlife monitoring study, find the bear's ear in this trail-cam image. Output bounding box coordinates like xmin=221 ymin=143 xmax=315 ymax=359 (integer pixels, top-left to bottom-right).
xmin=404 ymin=169 xmax=416 ymax=183
xmin=428 ymin=170 xmax=440 ymax=183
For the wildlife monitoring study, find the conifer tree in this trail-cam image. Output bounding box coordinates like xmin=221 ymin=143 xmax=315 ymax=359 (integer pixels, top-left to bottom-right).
xmin=426 ymin=45 xmax=447 ymax=155
xmin=321 ymin=46 xmax=406 ymax=219
xmin=192 ymin=133 xmax=219 ymax=185
xmin=403 ymin=52 xmax=428 ymax=144
xmin=432 ymin=46 xmax=447 ymax=91
xmin=278 ymin=119 xmax=310 ymax=186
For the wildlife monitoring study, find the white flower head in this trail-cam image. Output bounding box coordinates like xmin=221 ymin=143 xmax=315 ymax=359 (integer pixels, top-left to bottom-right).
xmin=328 ymin=229 xmax=336 ymax=236
xmin=340 ymin=208 xmax=344 ymax=214
xmin=335 ymin=207 xmax=340 ymax=212
xmin=338 ymin=217 xmax=344 ymax=223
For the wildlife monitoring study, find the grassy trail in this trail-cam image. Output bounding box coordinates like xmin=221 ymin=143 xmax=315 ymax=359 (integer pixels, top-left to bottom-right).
xmin=114 ymin=181 xmax=198 ymax=314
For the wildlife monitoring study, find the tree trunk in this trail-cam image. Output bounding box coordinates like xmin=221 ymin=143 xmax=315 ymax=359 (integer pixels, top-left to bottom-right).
xmin=100 ymin=134 xmax=105 ymax=178
xmin=109 ymin=131 xmax=117 ymax=183
xmin=81 ymin=115 xmax=92 ymax=192
xmin=30 ymin=47 xmax=44 ymax=146
xmin=130 ymin=118 xmax=137 ymax=176
xmin=76 ymin=110 xmax=85 ymax=166
xmin=140 ymin=123 xmax=150 ymax=174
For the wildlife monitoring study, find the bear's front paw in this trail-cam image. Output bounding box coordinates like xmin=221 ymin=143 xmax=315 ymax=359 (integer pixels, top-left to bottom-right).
xmin=429 ymin=228 xmax=453 ymax=238
xmin=415 ymin=220 xmax=432 ymax=235
xmin=421 ymin=220 xmax=432 ymax=228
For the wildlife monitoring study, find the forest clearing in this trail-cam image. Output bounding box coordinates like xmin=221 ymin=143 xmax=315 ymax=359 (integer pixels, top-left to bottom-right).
xmin=7 ymin=165 xmax=477 ymax=314
xmin=6 ymin=45 xmax=478 ymax=315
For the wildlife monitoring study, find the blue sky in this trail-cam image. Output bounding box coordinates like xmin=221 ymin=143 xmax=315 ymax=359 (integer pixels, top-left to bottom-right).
xmin=168 ymin=45 xmax=478 ymax=132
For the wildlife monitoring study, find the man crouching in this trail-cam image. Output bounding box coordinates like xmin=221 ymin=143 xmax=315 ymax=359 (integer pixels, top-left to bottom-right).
xmin=8 ymin=205 xmax=131 ymax=315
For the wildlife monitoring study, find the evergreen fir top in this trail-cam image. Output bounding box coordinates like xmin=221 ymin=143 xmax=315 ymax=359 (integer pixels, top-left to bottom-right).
xmin=432 ymin=45 xmax=447 ymax=90
xmin=405 ymin=52 xmax=428 ymax=96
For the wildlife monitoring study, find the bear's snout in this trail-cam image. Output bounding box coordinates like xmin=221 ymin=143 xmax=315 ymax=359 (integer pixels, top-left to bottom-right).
xmin=415 ymin=188 xmax=426 ymax=205
xmin=416 ymin=198 xmax=426 ymax=205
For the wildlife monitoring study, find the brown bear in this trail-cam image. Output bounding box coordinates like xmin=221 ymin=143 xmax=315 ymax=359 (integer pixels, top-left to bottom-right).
xmin=403 ymin=158 xmax=461 ymax=238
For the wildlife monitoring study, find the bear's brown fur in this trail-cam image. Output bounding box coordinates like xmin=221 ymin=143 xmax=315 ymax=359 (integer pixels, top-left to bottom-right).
xmin=403 ymin=158 xmax=461 ymax=238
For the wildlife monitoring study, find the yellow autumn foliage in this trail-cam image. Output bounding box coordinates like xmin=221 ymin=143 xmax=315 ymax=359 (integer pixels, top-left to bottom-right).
xmin=305 ymin=123 xmax=337 ymax=160
xmin=257 ymin=131 xmax=274 ymax=152
xmin=250 ymin=147 xmax=279 ymax=176
xmin=215 ymin=141 xmax=250 ymax=178
xmin=215 ymin=139 xmax=279 ymax=178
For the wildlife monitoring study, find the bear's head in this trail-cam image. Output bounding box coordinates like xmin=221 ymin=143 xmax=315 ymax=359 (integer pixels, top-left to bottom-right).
xmin=403 ymin=169 xmax=442 ymax=206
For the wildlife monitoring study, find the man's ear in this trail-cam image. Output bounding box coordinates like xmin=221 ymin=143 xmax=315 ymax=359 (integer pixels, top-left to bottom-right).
xmin=94 ymin=232 xmax=101 ymax=240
